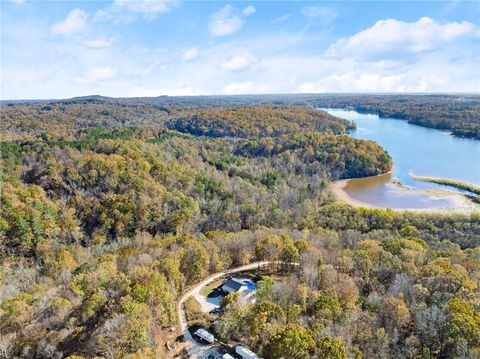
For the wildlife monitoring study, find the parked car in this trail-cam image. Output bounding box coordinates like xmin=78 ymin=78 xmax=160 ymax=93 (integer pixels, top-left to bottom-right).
xmin=210 ymin=307 xmax=224 ymax=315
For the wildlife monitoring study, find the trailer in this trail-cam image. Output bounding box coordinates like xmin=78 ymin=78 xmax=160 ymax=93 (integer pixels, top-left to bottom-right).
xmin=235 ymin=345 xmax=260 ymax=359
xmin=193 ymin=328 xmax=215 ymax=344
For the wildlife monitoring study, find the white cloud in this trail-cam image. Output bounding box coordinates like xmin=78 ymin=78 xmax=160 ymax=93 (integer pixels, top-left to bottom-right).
xmin=95 ymin=0 xmax=174 ymax=22
xmin=8 ymin=0 xmax=25 ymax=4
xmin=297 ymin=71 xmax=451 ymax=93
xmin=182 ymin=47 xmax=200 ymax=61
xmin=51 ymin=8 xmax=88 ymax=36
xmin=326 ymin=17 xmax=477 ymax=58
xmin=222 ymin=51 xmax=256 ymax=71
xmin=242 ymin=5 xmax=256 ymax=17
xmin=222 ymin=81 xmax=254 ymax=94
xmin=272 ymin=14 xmax=291 ymax=23
xmin=302 ymin=6 xmax=337 ymax=25
xmin=114 ymin=0 xmax=173 ymax=17
xmin=3 ymin=7 xmax=479 ymax=100
xmin=298 ymin=73 xmax=406 ymax=93
xmin=209 ymin=5 xmax=244 ymax=37
xmin=74 ymin=66 xmax=117 ymax=84
xmin=82 ymin=38 xmax=113 ymax=49
xmin=128 ymin=85 xmax=201 ymax=97
xmin=297 ymin=82 xmax=321 ymax=93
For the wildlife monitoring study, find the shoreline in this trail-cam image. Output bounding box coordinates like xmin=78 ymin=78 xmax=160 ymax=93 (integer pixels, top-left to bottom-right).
xmin=331 ymin=176 xmax=480 ymax=214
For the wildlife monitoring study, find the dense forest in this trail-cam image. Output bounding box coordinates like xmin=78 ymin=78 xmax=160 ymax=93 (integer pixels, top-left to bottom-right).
xmin=166 ymin=105 xmax=355 ymax=138
xmin=4 ymin=94 xmax=478 ymax=139
xmin=0 ymin=99 xmax=479 ymax=358
xmin=3 ymin=94 xmax=479 ymax=140
xmin=1 ymin=102 xmax=354 ymax=141
xmin=213 ymin=228 xmax=480 ymax=359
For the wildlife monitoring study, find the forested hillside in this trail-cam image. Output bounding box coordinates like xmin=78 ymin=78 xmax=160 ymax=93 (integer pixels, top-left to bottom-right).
xmin=0 ymin=101 xmax=479 ymax=358
xmin=175 ymin=94 xmax=480 ymax=139
xmin=3 ymin=94 xmax=479 ymax=139
xmin=166 ymin=105 xmax=355 ymax=138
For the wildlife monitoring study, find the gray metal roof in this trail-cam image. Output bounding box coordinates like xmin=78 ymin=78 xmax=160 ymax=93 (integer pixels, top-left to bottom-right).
xmin=221 ymin=278 xmax=246 ymax=292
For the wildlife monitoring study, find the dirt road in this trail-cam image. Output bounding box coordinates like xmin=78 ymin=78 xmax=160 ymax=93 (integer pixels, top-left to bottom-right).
xmin=177 ymin=261 xmax=297 ymax=358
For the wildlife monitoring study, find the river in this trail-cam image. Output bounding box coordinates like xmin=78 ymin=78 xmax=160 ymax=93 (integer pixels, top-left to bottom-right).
xmin=323 ymin=109 xmax=480 ymax=210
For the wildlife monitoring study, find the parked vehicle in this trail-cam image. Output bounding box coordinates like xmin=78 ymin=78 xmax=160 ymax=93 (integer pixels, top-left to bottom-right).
xmin=209 ymin=307 xmax=224 ymax=315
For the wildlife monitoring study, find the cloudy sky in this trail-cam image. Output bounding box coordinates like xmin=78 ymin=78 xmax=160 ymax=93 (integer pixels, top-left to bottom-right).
xmin=1 ymin=0 xmax=479 ymax=99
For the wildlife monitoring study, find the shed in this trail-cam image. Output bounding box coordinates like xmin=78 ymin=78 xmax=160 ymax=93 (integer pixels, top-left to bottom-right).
xmin=222 ymin=354 xmax=235 ymax=359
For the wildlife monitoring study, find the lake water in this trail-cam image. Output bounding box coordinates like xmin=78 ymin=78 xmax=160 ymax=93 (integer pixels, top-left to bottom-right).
xmin=323 ymin=109 xmax=480 ymax=209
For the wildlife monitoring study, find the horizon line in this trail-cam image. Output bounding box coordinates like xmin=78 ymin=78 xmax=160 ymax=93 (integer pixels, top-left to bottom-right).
xmin=2 ymin=91 xmax=480 ymax=103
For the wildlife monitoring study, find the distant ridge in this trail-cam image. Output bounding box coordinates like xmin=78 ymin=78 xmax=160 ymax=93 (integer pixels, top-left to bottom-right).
xmin=2 ymin=92 xmax=480 ymax=107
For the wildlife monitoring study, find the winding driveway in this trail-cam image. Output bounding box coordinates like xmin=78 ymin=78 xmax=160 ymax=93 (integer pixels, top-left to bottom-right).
xmin=177 ymin=261 xmax=299 ymax=357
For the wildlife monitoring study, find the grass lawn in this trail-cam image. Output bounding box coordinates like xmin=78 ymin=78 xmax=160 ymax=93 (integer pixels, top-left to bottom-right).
xmin=199 ymin=278 xmax=224 ymax=296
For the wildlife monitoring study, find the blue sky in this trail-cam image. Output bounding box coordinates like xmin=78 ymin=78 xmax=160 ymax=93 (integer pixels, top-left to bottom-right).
xmin=1 ymin=0 xmax=479 ymax=99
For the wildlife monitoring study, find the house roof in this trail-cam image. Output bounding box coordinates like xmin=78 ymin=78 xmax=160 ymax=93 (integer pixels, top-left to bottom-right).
xmin=221 ymin=278 xmax=246 ymax=292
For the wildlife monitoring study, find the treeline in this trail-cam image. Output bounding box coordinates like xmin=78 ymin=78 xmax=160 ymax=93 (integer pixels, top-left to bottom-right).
xmin=315 ymin=203 xmax=480 ymax=249
xmin=1 ymin=103 xmax=352 ymax=142
xmin=412 ymin=175 xmax=480 ymax=196
xmin=3 ymin=94 xmax=479 ymax=140
xmin=0 ymin=100 xmax=176 ymax=141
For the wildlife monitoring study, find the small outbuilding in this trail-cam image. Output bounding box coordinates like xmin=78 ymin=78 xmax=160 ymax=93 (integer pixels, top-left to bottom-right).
xmin=193 ymin=328 xmax=215 ymax=344
xmin=221 ymin=278 xmax=247 ymax=294
xmin=235 ymin=345 xmax=260 ymax=359
xmin=222 ymin=354 xmax=235 ymax=359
